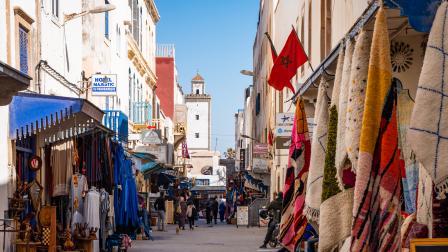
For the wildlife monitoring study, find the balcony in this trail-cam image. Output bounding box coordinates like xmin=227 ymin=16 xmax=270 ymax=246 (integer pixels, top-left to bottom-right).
xmin=130 ymin=101 xmax=153 ymax=127
xmin=103 ymin=110 xmax=129 ymax=143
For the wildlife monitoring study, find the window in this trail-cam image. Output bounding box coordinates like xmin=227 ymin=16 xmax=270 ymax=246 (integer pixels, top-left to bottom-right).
xmin=52 ymin=0 xmax=59 ymax=18
xmin=196 ymin=89 xmax=200 ymax=95
xmin=116 ymin=25 xmax=121 ymax=55
xmin=255 ymin=93 xmax=261 ymax=116
xmin=19 ymin=25 xmax=29 ymax=74
xmin=105 ymin=0 xmax=110 ymax=39
xmin=195 ymin=133 xmax=200 ymax=138
xmin=195 ymin=115 xmax=199 ymax=120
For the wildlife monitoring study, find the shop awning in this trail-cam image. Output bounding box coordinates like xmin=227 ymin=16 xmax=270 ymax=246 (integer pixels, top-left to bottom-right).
xmin=9 ymin=92 xmax=104 ymax=139
xmin=141 ymin=160 xmax=163 ymax=174
xmin=131 ymin=152 xmax=158 ymax=160
xmin=0 ymin=61 xmax=31 ymax=106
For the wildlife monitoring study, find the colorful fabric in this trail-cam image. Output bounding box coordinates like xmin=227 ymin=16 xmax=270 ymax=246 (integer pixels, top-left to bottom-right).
xmin=351 ymin=7 xmax=401 ymax=251
xmin=351 ymin=85 xmax=402 ymax=251
xmin=344 ymin=31 xmax=372 ymax=179
xmin=397 ymin=88 xmax=418 ymax=213
xmin=268 ymin=28 xmax=308 ymax=93
xmin=416 ymin=164 xmax=433 ymax=237
xmin=408 ymin=1 xmax=448 ymax=200
xmin=304 ymin=80 xmax=329 ymax=222
xmin=279 ymin=97 xmax=311 ymax=252
xmin=335 ymin=40 xmax=354 ymax=184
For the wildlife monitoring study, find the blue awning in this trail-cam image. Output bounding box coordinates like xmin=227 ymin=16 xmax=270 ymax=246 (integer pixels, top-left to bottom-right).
xmin=9 ymin=93 xmax=104 ymax=139
xmin=131 ymin=152 xmax=158 ymax=161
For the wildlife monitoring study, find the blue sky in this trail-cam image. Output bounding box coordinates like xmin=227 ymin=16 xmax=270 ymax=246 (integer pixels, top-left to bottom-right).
xmin=155 ymin=0 xmax=259 ymax=155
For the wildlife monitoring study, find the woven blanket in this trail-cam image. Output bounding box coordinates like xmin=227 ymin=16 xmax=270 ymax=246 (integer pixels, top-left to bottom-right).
xmin=279 ymin=97 xmax=311 ymax=252
xmin=318 ymin=188 xmax=354 ymax=252
xmin=351 ymin=7 xmax=401 ymax=251
xmin=344 ymin=31 xmax=372 ymax=180
xmin=351 ymin=85 xmax=402 ymax=251
xmin=416 ymin=164 xmax=433 ymax=238
xmin=331 ymin=44 xmax=345 ymax=108
xmin=408 ymin=2 xmax=448 ymax=200
xmin=335 ymin=40 xmax=354 ymax=184
xmin=397 ymin=89 xmax=418 ymax=213
xmin=304 ymin=80 xmax=329 ymax=222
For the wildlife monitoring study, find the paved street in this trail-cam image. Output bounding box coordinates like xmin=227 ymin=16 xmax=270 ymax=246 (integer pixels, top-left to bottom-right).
xmin=129 ymin=220 xmax=278 ymax=252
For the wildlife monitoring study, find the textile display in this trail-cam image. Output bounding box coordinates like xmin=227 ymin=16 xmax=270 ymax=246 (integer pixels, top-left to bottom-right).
xmin=279 ymin=97 xmax=311 ymax=252
xmin=51 ymin=140 xmax=74 ymax=196
xmin=351 ymin=6 xmax=401 ymax=251
xmin=416 ymin=164 xmax=433 ymax=238
xmin=85 ymin=189 xmax=101 ymax=252
xmin=335 ymin=39 xmax=354 ymax=185
xmin=408 ymin=1 xmax=448 ymax=200
xmin=318 ymin=188 xmax=354 ymax=252
xmin=397 ymin=88 xmax=418 ymax=213
xmin=304 ymin=80 xmax=329 ymax=222
xmin=351 ymin=86 xmax=402 ymax=250
xmin=344 ymin=30 xmax=372 ymax=178
xmin=69 ymin=173 xmax=88 ymax=227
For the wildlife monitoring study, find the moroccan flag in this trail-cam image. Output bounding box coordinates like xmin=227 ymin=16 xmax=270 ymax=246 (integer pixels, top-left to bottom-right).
xmin=268 ymin=29 xmax=308 ymax=93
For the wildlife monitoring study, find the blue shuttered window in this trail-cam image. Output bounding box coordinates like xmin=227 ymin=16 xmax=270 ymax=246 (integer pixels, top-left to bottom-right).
xmin=105 ymin=0 xmax=110 ymax=39
xmin=19 ymin=26 xmax=29 ymax=74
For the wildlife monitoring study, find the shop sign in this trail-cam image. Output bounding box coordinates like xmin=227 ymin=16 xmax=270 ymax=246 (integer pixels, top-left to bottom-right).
xmin=276 ymin=113 xmax=294 ymax=126
xmin=275 ymin=125 xmax=293 ymax=137
xmin=135 ymin=144 xmax=168 ymax=164
xmin=29 ymin=155 xmax=42 ymax=171
xmin=239 ymin=149 xmax=246 ymax=171
xmin=253 ymin=143 xmax=269 ymax=155
xmin=141 ymin=129 xmax=162 ymax=145
xmin=253 ymin=158 xmax=269 ymax=173
xmin=275 ymin=137 xmax=291 ymax=149
xmin=91 ymin=74 xmax=117 ymax=96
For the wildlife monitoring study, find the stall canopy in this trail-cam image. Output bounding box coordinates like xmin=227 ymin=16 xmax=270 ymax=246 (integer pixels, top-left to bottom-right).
xmin=9 ymin=92 xmax=104 ymax=139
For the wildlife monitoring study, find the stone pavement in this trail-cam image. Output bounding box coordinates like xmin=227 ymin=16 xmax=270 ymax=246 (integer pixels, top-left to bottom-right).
xmin=128 ymin=220 xmax=279 ymax=252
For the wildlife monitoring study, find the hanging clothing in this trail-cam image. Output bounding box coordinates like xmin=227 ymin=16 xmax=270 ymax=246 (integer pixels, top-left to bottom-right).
xmin=100 ymin=189 xmax=110 ymax=251
xmin=69 ymin=173 xmax=88 ymax=227
xmin=304 ymin=80 xmax=329 ymax=222
xmin=278 ymin=97 xmax=311 ymax=252
xmin=84 ymin=189 xmax=100 ymax=252
xmin=52 ymin=140 xmax=74 ymax=196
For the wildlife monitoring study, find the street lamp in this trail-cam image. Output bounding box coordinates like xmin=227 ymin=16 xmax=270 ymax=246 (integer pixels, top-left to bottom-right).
xmin=240 ymin=70 xmax=254 ymax=76
xmin=64 ymin=4 xmax=116 ymax=24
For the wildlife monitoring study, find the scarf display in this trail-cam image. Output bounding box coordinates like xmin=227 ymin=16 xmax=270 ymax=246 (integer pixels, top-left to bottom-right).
xmin=397 ymin=88 xmax=418 ymax=213
xmin=351 ymin=7 xmax=402 ymax=251
xmin=279 ymin=97 xmax=311 ymax=252
xmin=335 ymin=40 xmax=354 ymax=185
xmin=344 ymin=31 xmax=372 ymax=180
xmin=408 ymin=1 xmax=448 ymax=200
xmin=304 ymin=80 xmax=329 ymax=222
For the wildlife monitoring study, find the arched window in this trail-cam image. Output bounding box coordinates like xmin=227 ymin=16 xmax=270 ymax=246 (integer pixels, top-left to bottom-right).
xmin=196 ymin=89 xmax=200 ymax=95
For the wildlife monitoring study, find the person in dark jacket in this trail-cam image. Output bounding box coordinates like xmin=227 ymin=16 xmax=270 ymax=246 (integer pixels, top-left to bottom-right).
xmin=219 ymin=199 xmax=225 ymax=223
xmin=260 ymin=192 xmax=283 ymax=249
xmin=154 ymin=193 xmax=166 ymax=231
xmin=212 ymin=196 xmax=219 ymax=225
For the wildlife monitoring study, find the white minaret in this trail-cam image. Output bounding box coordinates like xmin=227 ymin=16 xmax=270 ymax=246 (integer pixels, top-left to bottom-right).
xmin=185 ymin=73 xmax=211 ymax=150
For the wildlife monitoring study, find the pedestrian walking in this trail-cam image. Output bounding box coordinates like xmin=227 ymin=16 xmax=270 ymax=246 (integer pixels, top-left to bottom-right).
xmin=206 ymin=198 xmax=214 ymax=226
xmin=177 ymin=196 xmax=187 ymax=230
xmin=219 ymin=199 xmax=225 ymax=223
xmin=212 ymin=196 xmax=219 ymax=225
xmin=186 ymin=201 xmax=196 ymax=230
xmin=154 ymin=193 xmax=167 ymax=231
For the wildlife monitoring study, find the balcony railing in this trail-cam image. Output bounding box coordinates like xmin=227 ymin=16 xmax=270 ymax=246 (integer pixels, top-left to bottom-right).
xmin=130 ymin=101 xmax=152 ymax=125
xmin=103 ymin=110 xmax=129 ymax=143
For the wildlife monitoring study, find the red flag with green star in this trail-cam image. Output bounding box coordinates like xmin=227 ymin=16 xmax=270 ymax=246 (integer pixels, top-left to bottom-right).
xmin=268 ymin=28 xmax=308 ymax=93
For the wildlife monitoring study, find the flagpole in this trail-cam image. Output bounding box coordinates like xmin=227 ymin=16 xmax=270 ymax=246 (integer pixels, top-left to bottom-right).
xmin=264 ymin=32 xmax=278 ymax=58
xmin=291 ymin=25 xmax=314 ymax=73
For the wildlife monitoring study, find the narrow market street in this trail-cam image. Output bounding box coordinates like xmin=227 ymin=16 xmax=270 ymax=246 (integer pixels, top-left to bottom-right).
xmin=129 ymin=221 xmax=270 ymax=252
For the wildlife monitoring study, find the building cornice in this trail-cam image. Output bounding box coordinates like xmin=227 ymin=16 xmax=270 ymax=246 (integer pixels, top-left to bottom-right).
xmin=144 ymin=0 xmax=160 ymax=24
xmin=127 ymin=34 xmax=157 ymax=89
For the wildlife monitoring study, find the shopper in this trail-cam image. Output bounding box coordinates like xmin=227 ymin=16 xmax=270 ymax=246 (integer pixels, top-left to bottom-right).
xmin=219 ymin=199 xmax=225 ymax=223
xmin=212 ymin=196 xmax=219 ymax=225
xmin=178 ymin=197 xmax=187 ymax=230
xmin=206 ymin=198 xmax=214 ymax=226
xmin=186 ymin=201 xmax=196 ymax=230
xmin=154 ymin=192 xmax=167 ymax=231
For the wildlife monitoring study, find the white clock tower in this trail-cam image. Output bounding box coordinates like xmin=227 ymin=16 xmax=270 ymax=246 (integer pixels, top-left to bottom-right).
xmin=185 ymin=73 xmax=211 ymax=150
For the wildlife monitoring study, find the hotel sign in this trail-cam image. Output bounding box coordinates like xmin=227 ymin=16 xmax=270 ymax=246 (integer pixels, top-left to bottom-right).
xmin=91 ymin=74 xmax=117 ymax=96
